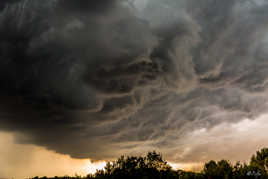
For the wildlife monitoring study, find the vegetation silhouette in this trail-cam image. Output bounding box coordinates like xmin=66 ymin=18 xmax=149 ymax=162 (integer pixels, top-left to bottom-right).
xmin=31 ymin=148 xmax=268 ymax=179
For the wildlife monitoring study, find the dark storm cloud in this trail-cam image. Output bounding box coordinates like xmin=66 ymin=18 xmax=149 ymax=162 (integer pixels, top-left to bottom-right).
xmin=0 ymin=0 xmax=20 ymax=10
xmin=1 ymin=0 xmax=268 ymax=162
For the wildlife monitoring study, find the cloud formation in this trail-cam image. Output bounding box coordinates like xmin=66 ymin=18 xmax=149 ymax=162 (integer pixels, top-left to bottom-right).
xmin=1 ymin=0 xmax=268 ymax=161
xmin=0 ymin=132 xmax=106 ymax=178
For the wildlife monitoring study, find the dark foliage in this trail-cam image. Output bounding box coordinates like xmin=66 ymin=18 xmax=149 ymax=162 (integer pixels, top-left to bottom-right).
xmin=31 ymin=148 xmax=268 ymax=179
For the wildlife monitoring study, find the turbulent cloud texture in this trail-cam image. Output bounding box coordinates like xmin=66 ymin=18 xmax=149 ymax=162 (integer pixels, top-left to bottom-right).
xmin=1 ymin=0 xmax=268 ymax=161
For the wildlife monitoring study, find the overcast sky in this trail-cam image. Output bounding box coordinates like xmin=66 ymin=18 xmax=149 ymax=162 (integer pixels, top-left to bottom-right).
xmin=1 ymin=0 xmax=268 ymax=178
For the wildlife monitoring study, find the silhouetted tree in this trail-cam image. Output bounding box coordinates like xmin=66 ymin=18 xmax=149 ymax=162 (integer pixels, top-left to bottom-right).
xmin=30 ymin=148 xmax=268 ymax=179
xmin=203 ymin=160 xmax=232 ymax=179
xmin=94 ymin=151 xmax=177 ymax=179
xmin=250 ymin=148 xmax=268 ymax=172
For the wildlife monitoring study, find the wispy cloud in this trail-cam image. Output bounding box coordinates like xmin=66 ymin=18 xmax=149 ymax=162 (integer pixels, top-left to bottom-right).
xmin=0 ymin=0 xmax=268 ymax=162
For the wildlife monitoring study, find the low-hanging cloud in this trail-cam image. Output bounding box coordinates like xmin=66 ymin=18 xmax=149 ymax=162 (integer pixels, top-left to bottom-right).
xmin=1 ymin=0 xmax=268 ymax=162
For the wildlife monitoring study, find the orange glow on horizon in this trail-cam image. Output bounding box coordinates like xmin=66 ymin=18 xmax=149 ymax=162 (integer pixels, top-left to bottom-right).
xmin=168 ymin=162 xmax=203 ymax=172
xmin=0 ymin=132 xmax=106 ymax=178
xmin=83 ymin=160 xmax=106 ymax=175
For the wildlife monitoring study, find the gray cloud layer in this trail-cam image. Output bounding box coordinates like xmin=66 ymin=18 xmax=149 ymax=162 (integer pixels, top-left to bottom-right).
xmin=1 ymin=0 xmax=268 ymax=161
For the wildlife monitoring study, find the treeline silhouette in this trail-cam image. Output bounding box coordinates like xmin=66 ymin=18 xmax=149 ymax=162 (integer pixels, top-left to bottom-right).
xmin=31 ymin=148 xmax=268 ymax=179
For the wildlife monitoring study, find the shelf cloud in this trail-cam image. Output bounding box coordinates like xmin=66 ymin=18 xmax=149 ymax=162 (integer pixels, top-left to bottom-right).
xmin=1 ymin=0 xmax=268 ymax=161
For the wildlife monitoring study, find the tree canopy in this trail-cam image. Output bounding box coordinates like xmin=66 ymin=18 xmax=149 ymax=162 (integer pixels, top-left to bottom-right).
xmin=31 ymin=148 xmax=268 ymax=179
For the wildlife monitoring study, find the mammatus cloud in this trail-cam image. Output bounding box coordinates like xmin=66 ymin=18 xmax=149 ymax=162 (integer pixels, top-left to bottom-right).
xmin=1 ymin=0 xmax=268 ymax=162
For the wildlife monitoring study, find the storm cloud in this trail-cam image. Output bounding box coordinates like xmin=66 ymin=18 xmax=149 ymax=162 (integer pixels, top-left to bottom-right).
xmin=1 ymin=0 xmax=268 ymax=162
